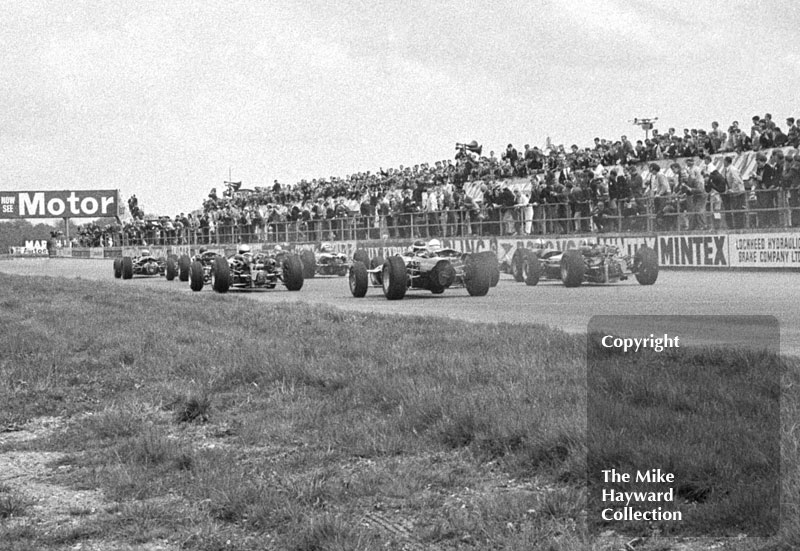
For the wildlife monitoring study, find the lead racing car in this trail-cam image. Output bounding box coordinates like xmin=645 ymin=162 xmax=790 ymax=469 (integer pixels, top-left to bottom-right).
xmin=509 ymin=241 xmax=658 ymax=287
xmin=190 ymin=244 xmax=304 ymax=293
xmin=348 ymin=239 xmax=497 ymax=300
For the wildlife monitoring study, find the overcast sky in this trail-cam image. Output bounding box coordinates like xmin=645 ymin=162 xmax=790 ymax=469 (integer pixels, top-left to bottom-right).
xmin=2 ymin=0 xmax=800 ymax=216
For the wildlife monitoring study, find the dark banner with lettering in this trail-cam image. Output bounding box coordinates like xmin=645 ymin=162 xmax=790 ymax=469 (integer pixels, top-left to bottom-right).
xmin=0 ymin=190 xmax=119 ymax=219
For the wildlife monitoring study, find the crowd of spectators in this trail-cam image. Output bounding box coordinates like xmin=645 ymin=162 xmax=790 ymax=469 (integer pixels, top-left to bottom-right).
xmin=106 ymin=113 xmax=800 ymax=246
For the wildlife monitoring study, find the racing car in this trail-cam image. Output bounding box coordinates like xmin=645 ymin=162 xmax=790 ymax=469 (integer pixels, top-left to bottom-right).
xmin=509 ymin=241 xmax=658 ymax=287
xmin=113 ymin=249 xmax=169 ymax=280
xmin=348 ymin=239 xmax=497 ymax=300
xmin=300 ymin=243 xmax=351 ymax=278
xmin=186 ymin=247 xmax=223 ymax=291
xmin=191 ymin=244 xmax=304 ymax=293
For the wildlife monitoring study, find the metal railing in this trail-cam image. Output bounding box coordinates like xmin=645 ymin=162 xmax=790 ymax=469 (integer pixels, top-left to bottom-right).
xmin=109 ymin=188 xmax=800 ymax=247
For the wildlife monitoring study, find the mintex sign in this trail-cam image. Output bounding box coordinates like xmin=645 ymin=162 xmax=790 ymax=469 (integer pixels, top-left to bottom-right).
xmin=0 ymin=190 xmax=119 ymax=219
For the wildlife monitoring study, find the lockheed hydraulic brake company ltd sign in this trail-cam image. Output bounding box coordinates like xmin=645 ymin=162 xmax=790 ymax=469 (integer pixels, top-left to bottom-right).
xmin=0 ymin=190 xmax=119 ymax=219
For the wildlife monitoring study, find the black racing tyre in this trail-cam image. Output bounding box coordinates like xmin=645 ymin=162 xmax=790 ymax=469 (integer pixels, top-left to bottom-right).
xmin=189 ymin=261 xmax=204 ymax=292
xmin=512 ymin=249 xmax=525 ymax=282
xmin=634 ymin=245 xmax=659 ymax=285
xmin=165 ymin=257 xmax=178 ymax=281
xmin=369 ymin=256 xmax=384 ymax=285
xmin=382 ymin=256 xmax=407 ymax=300
xmin=353 ymin=249 xmax=370 ymax=266
xmin=560 ymin=249 xmax=586 ymax=287
xmin=349 ymin=261 xmax=369 ymax=297
xmin=121 ymin=256 xmax=134 ymax=280
xmin=211 ymin=256 xmax=231 ymax=293
xmin=113 ymin=258 xmax=122 ymax=279
xmin=523 ymin=253 xmax=542 ymax=286
xmin=476 ymin=251 xmax=500 ymax=287
xmin=429 ymin=259 xmax=456 ymax=294
xmin=178 ymin=254 xmax=191 ymax=282
xmin=301 ymin=249 xmax=316 ymax=279
xmin=464 ymin=253 xmax=492 ymax=297
xmin=282 ymin=254 xmax=304 ymax=291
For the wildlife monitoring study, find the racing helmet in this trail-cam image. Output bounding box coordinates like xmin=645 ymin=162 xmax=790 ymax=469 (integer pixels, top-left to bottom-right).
xmin=532 ymin=239 xmax=546 ymax=249
xmin=238 ymin=244 xmax=252 ymax=255
xmin=412 ymin=239 xmax=427 ymax=253
xmin=274 ymin=245 xmax=283 ymax=253
xmin=140 ymin=249 xmax=151 ymax=257
xmin=427 ymin=239 xmax=442 ymax=252
xmin=320 ymin=242 xmax=333 ymax=253
xmin=199 ymin=246 xmax=208 ymax=254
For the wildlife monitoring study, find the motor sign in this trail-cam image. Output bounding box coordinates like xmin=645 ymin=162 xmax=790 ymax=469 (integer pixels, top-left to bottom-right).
xmin=0 ymin=190 xmax=119 ymax=219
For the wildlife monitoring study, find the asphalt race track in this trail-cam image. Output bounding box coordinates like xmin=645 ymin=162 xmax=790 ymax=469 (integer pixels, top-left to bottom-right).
xmin=2 ymin=258 xmax=799 ymax=356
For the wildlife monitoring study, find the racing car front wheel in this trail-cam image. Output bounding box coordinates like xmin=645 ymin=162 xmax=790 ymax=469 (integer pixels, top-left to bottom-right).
xmin=634 ymin=246 xmax=659 ymax=285
xmin=523 ymin=254 xmax=542 ymax=286
xmin=349 ymin=261 xmax=368 ymax=297
xmin=113 ymin=258 xmax=122 ymax=279
xmin=464 ymin=254 xmax=492 ymax=297
xmin=165 ymin=257 xmax=178 ymax=281
xmin=283 ymin=254 xmax=305 ymax=291
xmin=121 ymin=256 xmax=134 ymax=280
xmin=189 ymin=261 xmax=204 ymax=291
xmin=211 ymin=256 xmax=231 ymax=293
xmin=560 ymin=250 xmax=585 ymax=287
xmin=178 ymin=255 xmax=191 ymax=282
xmin=382 ymin=256 xmax=407 ymax=300
xmin=301 ymin=250 xmax=316 ymax=279
xmin=511 ymin=249 xmax=525 ymax=282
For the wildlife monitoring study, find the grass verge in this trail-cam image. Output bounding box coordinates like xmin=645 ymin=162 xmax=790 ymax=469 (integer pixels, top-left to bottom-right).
xmin=0 ymin=273 xmax=797 ymax=550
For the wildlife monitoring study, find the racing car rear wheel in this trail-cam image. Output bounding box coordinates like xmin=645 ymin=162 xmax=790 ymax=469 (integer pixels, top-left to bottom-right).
xmin=634 ymin=245 xmax=659 ymax=285
xmin=369 ymin=256 xmax=384 ymax=285
xmin=113 ymin=258 xmax=122 ymax=279
xmin=121 ymin=256 xmax=134 ymax=280
xmin=429 ymin=259 xmax=456 ymax=294
xmin=178 ymin=255 xmax=191 ymax=282
xmin=523 ymin=254 xmax=542 ymax=286
xmin=382 ymin=256 xmax=407 ymax=300
xmin=512 ymin=249 xmax=526 ymax=282
xmin=282 ymin=254 xmax=304 ymax=291
xmin=165 ymin=257 xmax=178 ymax=281
xmin=189 ymin=261 xmax=204 ymax=292
xmin=353 ymin=249 xmax=370 ymax=266
xmin=301 ymin=249 xmax=316 ymax=279
xmin=560 ymin=249 xmax=586 ymax=287
xmin=464 ymin=254 xmax=492 ymax=297
xmin=211 ymin=256 xmax=230 ymax=293
xmin=349 ymin=261 xmax=369 ymax=297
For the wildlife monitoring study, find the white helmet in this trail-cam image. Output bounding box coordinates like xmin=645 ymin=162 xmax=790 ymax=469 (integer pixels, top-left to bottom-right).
xmin=320 ymin=242 xmax=333 ymax=253
xmin=140 ymin=249 xmax=151 ymax=257
xmin=274 ymin=245 xmax=283 ymax=253
xmin=238 ymin=244 xmax=252 ymax=255
xmin=427 ymin=239 xmax=442 ymax=252
xmin=412 ymin=239 xmax=427 ymax=253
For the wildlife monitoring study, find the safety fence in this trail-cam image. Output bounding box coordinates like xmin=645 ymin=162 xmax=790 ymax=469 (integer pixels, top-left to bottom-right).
xmin=106 ymin=187 xmax=800 ymax=248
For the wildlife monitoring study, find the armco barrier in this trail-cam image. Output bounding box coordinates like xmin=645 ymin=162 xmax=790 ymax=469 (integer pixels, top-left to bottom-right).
xmin=61 ymin=228 xmax=800 ymax=270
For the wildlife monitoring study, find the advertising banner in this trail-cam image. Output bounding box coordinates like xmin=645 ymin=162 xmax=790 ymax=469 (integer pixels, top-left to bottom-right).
xmin=729 ymin=233 xmax=800 ymax=268
xmin=0 ymin=190 xmax=119 ymax=219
